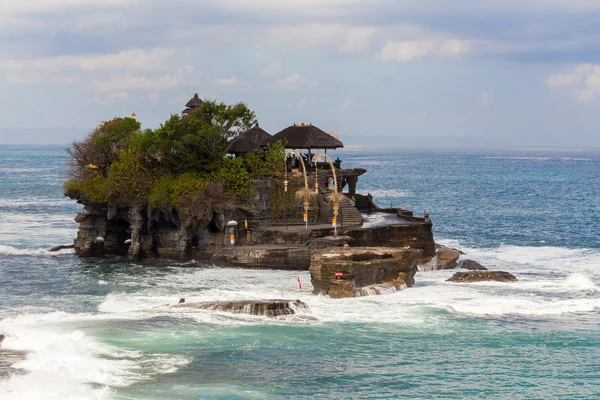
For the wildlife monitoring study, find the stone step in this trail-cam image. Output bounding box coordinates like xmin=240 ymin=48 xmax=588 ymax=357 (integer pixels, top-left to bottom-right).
xmin=318 ymin=191 xmax=363 ymax=226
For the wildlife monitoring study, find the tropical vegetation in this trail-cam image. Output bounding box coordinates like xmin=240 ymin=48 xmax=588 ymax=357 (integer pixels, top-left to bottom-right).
xmin=65 ymin=100 xmax=285 ymax=218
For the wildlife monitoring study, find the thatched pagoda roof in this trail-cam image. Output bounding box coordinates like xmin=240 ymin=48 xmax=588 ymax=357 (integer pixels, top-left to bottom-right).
xmin=270 ymin=123 xmax=343 ymax=149
xmin=182 ymin=107 xmax=194 ymax=116
xmin=185 ymin=93 xmax=204 ymax=108
xmin=227 ymin=124 xmax=272 ymax=155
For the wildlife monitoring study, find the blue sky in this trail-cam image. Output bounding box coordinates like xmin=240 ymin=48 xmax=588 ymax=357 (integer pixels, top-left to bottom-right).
xmin=0 ymin=0 xmax=599 ymax=147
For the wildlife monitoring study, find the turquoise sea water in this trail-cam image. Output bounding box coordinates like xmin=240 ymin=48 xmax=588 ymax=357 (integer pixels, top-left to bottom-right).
xmin=0 ymin=145 xmax=599 ymax=399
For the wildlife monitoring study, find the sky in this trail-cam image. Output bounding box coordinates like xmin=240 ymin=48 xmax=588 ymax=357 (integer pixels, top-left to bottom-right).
xmin=0 ymin=0 xmax=599 ymax=147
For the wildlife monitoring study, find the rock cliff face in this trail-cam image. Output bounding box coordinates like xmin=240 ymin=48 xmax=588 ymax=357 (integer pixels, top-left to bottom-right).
xmin=70 ymin=177 xmax=436 ymax=268
xmin=73 ymin=181 xmax=275 ymax=260
xmin=344 ymin=224 xmax=436 ymax=262
xmin=309 ymin=247 xmax=422 ymax=298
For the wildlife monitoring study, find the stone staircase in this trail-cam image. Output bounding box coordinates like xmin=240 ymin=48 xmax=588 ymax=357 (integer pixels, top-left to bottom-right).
xmin=318 ymin=190 xmax=363 ymax=227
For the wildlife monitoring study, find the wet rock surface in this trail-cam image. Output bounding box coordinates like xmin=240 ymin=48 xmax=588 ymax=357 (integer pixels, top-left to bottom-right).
xmin=435 ymin=246 xmax=461 ymax=269
xmin=310 ymin=247 xmax=422 ymax=298
xmin=458 ymin=259 xmax=488 ymax=271
xmin=49 ymin=244 xmax=75 ymax=252
xmin=447 ymin=271 xmax=517 ymax=283
xmin=419 ymin=245 xmax=461 ymax=270
xmin=174 ymin=299 xmax=308 ymax=317
xmin=0 ymin=335 xmax=27 ymax=378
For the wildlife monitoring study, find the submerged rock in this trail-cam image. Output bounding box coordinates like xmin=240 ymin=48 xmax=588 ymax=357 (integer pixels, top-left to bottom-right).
xmin=174 ymin=299 xmax=308 ymax=317
xmin=310 ymin=247 xmax=422 ymax=298
xmin=49 ymin=244 xmax=75 ymax=252
xmin=0 ymin=335 xmax=27 ymax=378
xmin=447 ymin=271 xmax=517 ymax=283
xmin=458 ymin=259 xmax=488 ymax=271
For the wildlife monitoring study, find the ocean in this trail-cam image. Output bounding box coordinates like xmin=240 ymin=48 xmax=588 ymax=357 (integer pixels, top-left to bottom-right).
xmin=0 ymin=145 xmax=599 ymax=399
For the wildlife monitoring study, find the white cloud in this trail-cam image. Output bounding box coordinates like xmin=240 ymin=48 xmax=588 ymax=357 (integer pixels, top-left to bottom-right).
xmin=215 ymin=0 xmax=600 ymax=14
xmin=91 ymin=72 xmax=187 ymax=93
xmin=72 ymin=13 xmax=130 ymax=33
xmin=213 ymin=76 xmax=253 ymax=91
xmin=0 ymin=0 xmax=138 ymax=28
xmin=547 ymin=64 xmax=600 ymax=103
xmin=261 ymin=60 xmax=283 ymax=76
xmin=0 ymin=0 xmax=136 ymax=16
xmin=269 ymin=23 xmax=374 ymax=54
xmin=216 ymin=0 xmax=375 ymax=13
xmin=339 ymin=27 xmax=376 ymax=54
xmin=0 ymin=49 xmax=173 ymax=84
xmin=275 ymin=73 xmax=316 ymax=90
xmin=379 ymin=39 xmax=471 ymax=62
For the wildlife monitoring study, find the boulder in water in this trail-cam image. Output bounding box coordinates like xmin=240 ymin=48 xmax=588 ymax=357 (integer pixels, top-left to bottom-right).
xmin=435 ymin=246 xmax=461 ymax=269
xmin=458 ymin=259 xmax=488 ymax=271
xmin=419 ymin=245 xmax=462 ymax=270
xmin=174 ymin=299 xmax=308 ymax=317
xmin=447 ymin=271 xmax=517 ymax=283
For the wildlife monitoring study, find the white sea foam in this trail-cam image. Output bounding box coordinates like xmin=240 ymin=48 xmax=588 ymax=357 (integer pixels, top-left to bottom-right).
xmin=563 ymin=273 xmax=598 ymax=291
xmin=0 ymin=197 xmax=76 ymax=208
xmin=0 ymin=312 xmax=190 ymax=399
xmin=440 ymin=241 xmax=600 ymax=276
xmin=91 ymin=243 xmax=600 ymax=324
xmin=446 ymin=297 xmax=600 ymax=316
xmin=0 ymin=244 xmax=74 ymax=257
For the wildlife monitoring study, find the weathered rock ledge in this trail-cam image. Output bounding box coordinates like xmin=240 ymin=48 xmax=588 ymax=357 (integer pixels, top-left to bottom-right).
xmin=173 ymin=299 xmax=308 ymax=317
xmin=310 ymin=247 xmax=422 ymax=298
xmin=447 ymin=271 xmax=517 ymax=283
xmin=69 ymin=179 xmax=436 ymax=269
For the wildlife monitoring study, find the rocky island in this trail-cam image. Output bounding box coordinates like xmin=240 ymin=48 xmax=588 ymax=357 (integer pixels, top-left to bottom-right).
xmin=65 ymin=94 xmax=439 ymax=296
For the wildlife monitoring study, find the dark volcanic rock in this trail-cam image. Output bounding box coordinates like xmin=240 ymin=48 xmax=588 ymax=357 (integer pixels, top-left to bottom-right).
xmin=69 ymin=177 xmax=437 ymax=266
xmin=310 ymin=247 xmax=422 ymax=298
xmin=458 ymin=259 xmax=488 ymax=271
xmin=174 ymin=299 xmax=308 ymax=317
xmin=447 ymin=271 xmax=517 ymax=283
xmin=49 ymin=244 xmax=75 ymax=252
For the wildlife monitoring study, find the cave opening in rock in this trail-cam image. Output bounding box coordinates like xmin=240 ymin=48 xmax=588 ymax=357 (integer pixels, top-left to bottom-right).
xmin=208 ymin=221 xmax=220 ymax=233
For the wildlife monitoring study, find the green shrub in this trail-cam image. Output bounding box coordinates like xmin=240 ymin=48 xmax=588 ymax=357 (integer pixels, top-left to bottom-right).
xmin=245 ymin=140 xmax=285 ymax=176
xmin=65 ymin=98 xmax=264 ymax=211
xmin=64 ymin=172 xmax=110 ymax=205
xmin=107 ymin=146 xmax=151 ymax=206
xmin=148 ymin=173 xmax=209 ymax=209
xmin=214 ymin=157 xmax=253 ymax=200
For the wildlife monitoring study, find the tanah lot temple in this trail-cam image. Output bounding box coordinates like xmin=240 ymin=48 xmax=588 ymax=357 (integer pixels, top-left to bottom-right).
xmin=69 ymin=93 xmax=441 ymax=300
xmin=181 ymin=94 xmax=436 ymax=269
